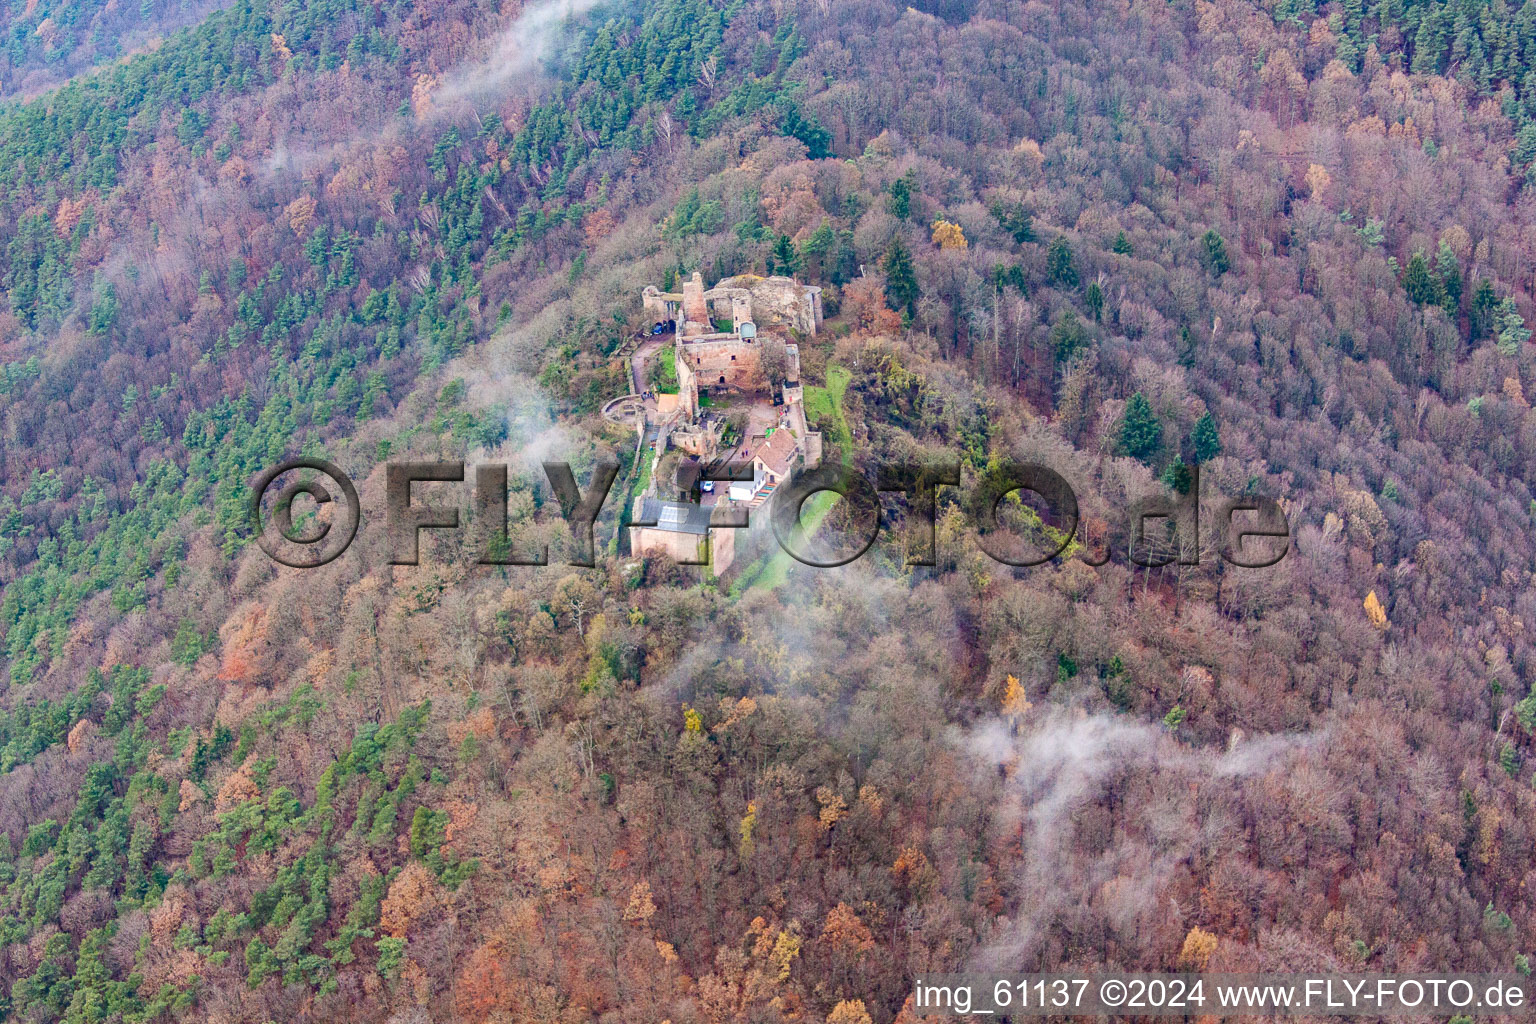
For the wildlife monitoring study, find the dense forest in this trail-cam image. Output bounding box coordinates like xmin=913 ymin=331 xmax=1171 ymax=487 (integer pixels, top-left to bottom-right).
xmin=2 ymin=0 xmax=1536 ymax=1019
xmin=0 ymin=0 xmax=234 ymax=99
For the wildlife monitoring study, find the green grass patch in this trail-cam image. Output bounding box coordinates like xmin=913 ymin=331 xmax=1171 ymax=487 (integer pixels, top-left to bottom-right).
xmin=632 ymin=448 xmax=654 ymax=499
xmin=648 ymin=345 xmax=678 ymax=394
xmin=734 ymin=490 xmax=839 ymax=594
xmin=731 ymin=363 xmax=852 ymax=595
xmin=803 ymin=363 xmax=852 ymax=456
xmin=613 ymin=446 xmax=655 ymax=555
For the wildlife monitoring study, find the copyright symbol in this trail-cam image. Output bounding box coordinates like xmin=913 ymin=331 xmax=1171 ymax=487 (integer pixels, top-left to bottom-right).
xmin=1100 ymin=980 xmax=1126 ymax=1008
xmin=249 ymin=458 xmax=360 ymax=568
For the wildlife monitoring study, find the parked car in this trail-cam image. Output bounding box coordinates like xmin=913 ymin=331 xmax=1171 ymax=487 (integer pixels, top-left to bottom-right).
xmin=700 ymin=481 xmax=715 ymax=493
xmin=651 ymin=322 xmax=667 ymax=335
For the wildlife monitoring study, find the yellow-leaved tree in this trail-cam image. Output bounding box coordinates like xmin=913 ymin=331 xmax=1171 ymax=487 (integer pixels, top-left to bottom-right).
xmin=1364 ymin=590 xmax=1389 ymax=631
xmin=739 ymin=801 xmax=757 ymax=858
xmin=931 ymin=219 xmax=968 ymax=249
xmin=1001 ymin=674 xmax=1031 ymax=719
xmin=622 ymin=880 xmax=657 ymax=924
xmin=828 ymin=1000 xmax=873 ymax=1024
xmin=1179 ymin=926 xmax=1219 ymax=970
xmin=1305 ymin=162 xmax=1332 ymax=200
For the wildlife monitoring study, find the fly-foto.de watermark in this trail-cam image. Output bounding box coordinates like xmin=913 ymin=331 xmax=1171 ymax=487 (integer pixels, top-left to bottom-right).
xmin=248 ymin=457 xmax=1290 ymax=571
xmin=911 ymin=973 xmax=1532 ymax=1016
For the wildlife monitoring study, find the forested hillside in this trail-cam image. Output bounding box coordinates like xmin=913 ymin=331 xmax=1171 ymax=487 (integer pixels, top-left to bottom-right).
xmin=3 ymin=0 xmax=1536 ymax=1020
xmin=0 ymin=0 xmax=234 ymax=99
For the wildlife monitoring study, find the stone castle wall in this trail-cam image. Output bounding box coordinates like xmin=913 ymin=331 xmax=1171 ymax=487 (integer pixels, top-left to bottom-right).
xmin=674 ymin=342 xmax=700 ymax=418
xmin=645 ymin=274 xmax=823 ymax=337
xmin=630 ymin=521 xmax=736 ymax=572
xmin=684 ymin=335 xmax=763 ymax=387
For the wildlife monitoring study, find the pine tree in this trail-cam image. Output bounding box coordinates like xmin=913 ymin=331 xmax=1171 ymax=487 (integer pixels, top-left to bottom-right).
xmin=1201 ymin=229 xmax=1230 ymax=274
xmin=1496 ymin=297 xmax=1531 ymax=355
xmin=1112 ymin=230 xmax=1132 ymax=255
xmin=1118 ymin=391 xmax=1162 ymax=463
xmin=779 ymin=102 xmax=831 ymax=159
xmin=888 ymin=172 xmax=914 ymax=220
xmin=1160 ymin=455 xmax=1194 ymax=494
xmin=1084 ymin=280 xmax=1104 ymax=321
xmin=1047 ymin=237 xmax=1078 ymax=287
xmin=802 ymin=221 xmax=835 ymax=278
xmin=1403 ymin=250 xmax=1444 ymax=306
xmin=1411 ymin=12 xmax=1449 ymax=75
xmin=771 ymin=233 xmax=802 ymax=275
xmin=1191 ymin=411 xmax=1221 ymax=462
xmin=1517 ymin=125 xmax=1536 ymax=168
xmin=1336 ymin=27 xmax=1360 ymax=69
xmin=1436 ymin=240 xmax=1462 ymax=311
xmin=833 ymin=228 xmax=859 ymax=285
xmin=1050 ymin=310 xmax=1087 ymax=362
xmin=882 ymin=236 xmax=919 ymax=314
xmin=1472 ymin=277 xmax=1498 ymax=337
xmin=1177 ymin=325 xmax=1197 ymax=367
xmin=995 ymin=202 xmax=1035 ymax=244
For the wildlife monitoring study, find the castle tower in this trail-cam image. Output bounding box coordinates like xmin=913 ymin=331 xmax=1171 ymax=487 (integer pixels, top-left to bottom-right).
xmin=681 ymin=272 xmax=709 ymax=329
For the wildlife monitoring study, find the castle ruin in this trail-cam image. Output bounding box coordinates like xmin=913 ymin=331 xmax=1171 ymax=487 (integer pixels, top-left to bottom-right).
xmin=628 ymin=272 xmax=827 ymax=572
xmin=642 ymin=272 xmax=823 ymax=422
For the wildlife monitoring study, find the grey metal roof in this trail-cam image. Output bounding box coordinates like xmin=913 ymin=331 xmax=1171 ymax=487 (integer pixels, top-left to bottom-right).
xmin=638 ymin=498 xmax=714 ymax=536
